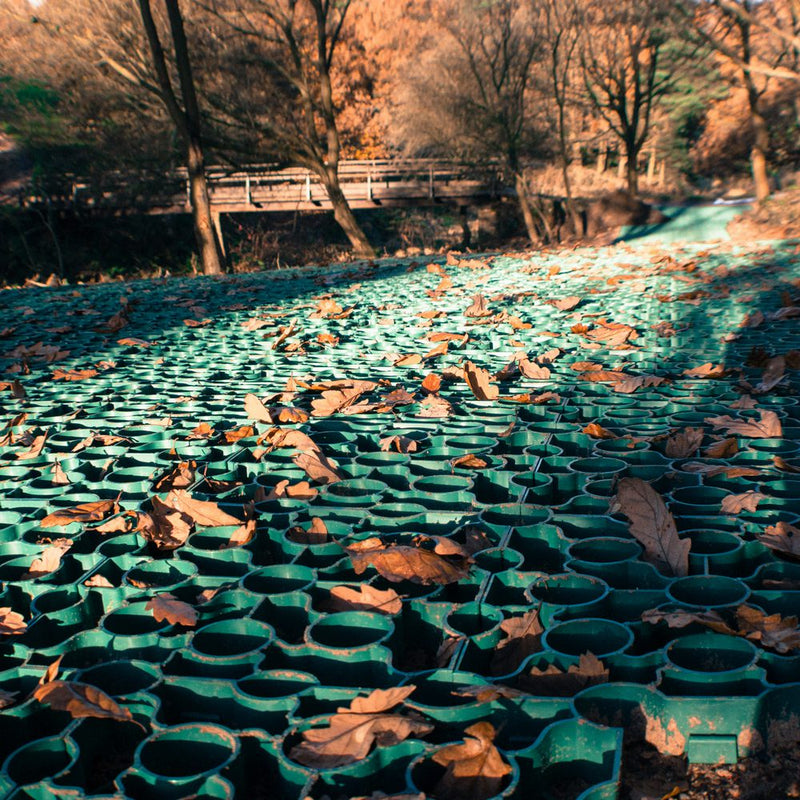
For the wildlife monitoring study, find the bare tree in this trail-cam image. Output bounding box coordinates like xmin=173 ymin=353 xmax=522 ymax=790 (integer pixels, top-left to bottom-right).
xmin=577 ymin=0 xmax=681 ymax=197
xmin=201 ymin=0 xmax=375 ymax=257
xmin=390 ymin=0 xmax=549 ymax=244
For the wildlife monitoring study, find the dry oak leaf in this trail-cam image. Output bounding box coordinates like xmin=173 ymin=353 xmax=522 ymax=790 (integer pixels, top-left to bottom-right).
xmin=463 ymin=361 xmax=499 ymax=401
xmin=293 ymin=451 xmax=342 ymax=485
xmin=41 ymin=499 xmax=119 ymax=528
xmin=329 ymin=585 xmax=403 ymax=615
xmin=221 ymin=425 xmax=256 ymax=444
xmin=614 ymin=375 xmax=666 ymax=394
xmin=25 ymin=545 xmax=68 ymax=578
xmin=289 ymin=685 xmax=431 ymax=769
xmin=395 ymin=353 xmax=423 ymax=367
xmin=665 ymin=428 xmax=704 ymax=459
xmin=258 ymin=427 xmax=319 ymax=453
xmin=731 ymin=395 xmax=759 ymax=409
xmin=721 ymin=491 xmax=767 ymax=514
xmin=145 ymin=593 xmax=198 ymax=627
xmin=153 ymin=461 xmax=196 ymax=492
xmin=266 ymin=479 xmax=318 ymax=500
xmin=166 ymin=490 xmax=246 ymax=527
xmin=582 ymin=423 xmax=616 ymax=440
xmin=682 ymin=363 xmax=729 ymax=379
xmin=735 ymin=605 xmax=800 ymax=654
xmin=681 ymin=462 xmax=761 ymax=479
xmin=450 ymin=453 xmax=488 ymax=470
xmin=228 ymin=518 xmax=257 ymax=546
xmin=380 ymin=435 xmax=419 ymax=454
xmin=577 ymin=370 xmax=629 ymax=383
xmin=311 ymin=386 xmax=372 ymax=417
xmin=548 ymin=296 xmax=581 ymax=311
xmin=516 ymin=356 xmax=550 ymax=380
xmin=614 ymin=477 xmax=689 ymax=577
xmin=33 ymin=680 xmax=136 ymax=725
xmin=346 ymin=538 xmax=470 ymax=585
xmin=51 ymin=460 xmax=71 ymax=486
xmin=418 ymin=394 xmax=452 ymax=418
xmin=706 ymin=410 xmax=782 ymax=439
xmin=52 ymin=368 xmax=99 ymax=382
xmin=464 ymin=294 xmax=492 ymax=317
xmin=16 ymin=431 xmax=48 ymax=460
xmin=0 ymin=608 xmax=26 ymax=635
xmin=421 ymin=373 xmax=442 ymax=394
xmin=759 ymin=521 xmax=800 ymax=560
xmin=431 ymin=721 xmax=512 ymax=800
xmin=490 ymin=609 xmax=544 ymax=676
xmin=134 ymin=498 xmax=193 ymax=551
xmin=704 ymin=438 xmax=739 ymax=459
xmin=244 ymin=393 xmax=274 ymax=423
xmin=518 ymin=653 xmax=609 ymax=697
xmin=286 ymin=517 xmax=329 ymax=544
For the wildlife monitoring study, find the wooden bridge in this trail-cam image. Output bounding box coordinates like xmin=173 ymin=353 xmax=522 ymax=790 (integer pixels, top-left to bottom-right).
xmin=15 ymin=159 xmax=507 ymax=216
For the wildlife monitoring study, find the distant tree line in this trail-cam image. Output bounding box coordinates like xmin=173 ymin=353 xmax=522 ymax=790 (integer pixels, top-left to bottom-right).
xmin=1 ymin=0 xmax=799 ymax=273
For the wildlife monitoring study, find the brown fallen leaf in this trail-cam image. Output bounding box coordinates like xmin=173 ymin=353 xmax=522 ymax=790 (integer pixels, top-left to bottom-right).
xmin=418 ymin=394 xmax=452 ymax=418
xmin=145 ymin=593 xmax=198 ymax=627
xmin=228 ymin=518 xmax=257 ymax=546
xmin=153 ymin=461 xmax=196 ymax=492
xmin=431 ymin=721 xmax=512 ymax=800
xmin=329 ymin=585 xmax=403 ymax=615
xmin=704 ymin=438 xmax=739 ymax=459
xmin=731 ymin=395 xmax=758 ymax=409
xmin=25 ymin=545 xmax=70 ymax=578
xmin=759 ymin=521 xmax=800 ymax=560
xmin=16 ymin=431 xmax=48 ymax=460
xmin=84 ymin=574 xmax=115 ymax=588
xmin=51 ymin=460 xmax=71 ymax=486
xmin=286 ymin=518 xmax=329 ymax=544
xmin=395 ymin=353 xmax=423 ymax=367
xmin=166 ymin=490 xmax=246 ymax=527
xmin=33 ymin=680 xmax=137 ymax=725
xmin=465 ymin=294 xmax=492 ymax=317
xmin=266 ymin=479 xmax=318 ymax=500
xmin=422 ymin=373 xmax=442 ymax=394
xmin=52 ymin=368 xmax=99 ymax=382
xmin=683 ymin=363 xmax=729 ymax=378
xmin=244 ymin=393 xmax=274 ymax=422
xmin=289 ymin=686 xmax=431 ymax=768
xmin=134 ymin=499 xmax=193 ymax=550
xmin=548 ymin=296 xmax=581 ymax=311
xmin=516 ymin=356 xmax=550 ymax=380
xmin=665 ymin=428 xmax=704 ymax=459
xmin=582 ymin=423 xmax=616 ymax=440
xmin=614 ymin=477 xmax=689 ymax=576
xmin=0 ymin=608 xmax=26 ymax=635
xmin=518 ymin=653 xmax=609 ymax=697
xmin=450 ymin=454 xmax=488 ymax=469
xmin=774 ymin=456 xmax=800 ymax=473
xmin=490 ymin=609 xmax=544 ymax=676
xmin=293 ymin=451 xmax=342 ymax=485
xmin=311 ymin=385 xmax=374 ymax=417
xmin=613 ymin=374 xmax=666 ymax=393
xmin=681 ymin=463 xmax=761 ymax=479
xmin=41 ymin=499 xmax=119 ymax=528
xmin=258 ymin=427 xmax=320 ymax=453
xmin=721 ymin=491 xmax=767 ymax=514
xmin=706 ymin=410 xmax=782 ymax=439
xmin=380 ymin=435 xmax=419 ymax=454
xmin=463 ymin=361 xmax=499 ymax=401
xmin=346 ymin=538 xmax=470 ymax=585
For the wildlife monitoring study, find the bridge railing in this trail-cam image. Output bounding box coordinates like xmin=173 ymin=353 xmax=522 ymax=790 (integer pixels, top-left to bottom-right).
xmin=15 ymin=159 xmax=505 ymax=212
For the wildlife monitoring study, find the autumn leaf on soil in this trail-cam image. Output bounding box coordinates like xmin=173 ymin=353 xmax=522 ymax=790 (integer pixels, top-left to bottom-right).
xmin=41 ymin=499 xmax=119 ymax=528
xmin=0 ymin=608 xmax=26 ymax=635
xmin=518 ymin=653 xmax=609 ymax=697
xmin=706 ymin=410 xmax=782 ymax=438
xmin=145 ymin=593 xmax=198 ymax=627
xmin=286 ymin=517 xmax=328 ymax=544
xmin=613 ymin=477 xmax=689 ymax=576
xmin=431 ymin=721 xmax=511 ymax=800
xmin=293 ymin=451 xmax=342 ymax=484
xmin=665 ymin=428 xmax=704 ymax=458
xmin=450 ymin=453 xmax=488 ymax=469
xmin=380 ymin=435 xmax=419 ymax=454
xmin=34 ymin=680 xmax=136 ymax=725
xmin=463 ymin=361 xmax=499 ymax=401
xmin=346 ymin=537 xmax=470 ymax=585
xmin=289 ymin=685 xmax=431 ymax=768
xmin=465 ymin=294 xmax=492 ymax=317
xmin=329 ymin=585 xmax=403 ymax=615
xmin=759 ymin=521 xmax=800 ymax=560
xmin=721 ymin=491 xmax=766 ymax=514
xmin=582 ymin=423 xmax=616 ymax=440
xmin=490 ymin=609 xmax=544 ymax=676
xmin=153 ymin=461 xmax=196 ymax=492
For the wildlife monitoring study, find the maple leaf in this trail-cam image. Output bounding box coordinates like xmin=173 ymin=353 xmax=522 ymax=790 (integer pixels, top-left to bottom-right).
xmin=614 ymin=478 xmax=689 ymax=576
xmin=145 ymin=593 xmax=198 ymax=626
xmin=431 ymin=721 xmax=512 ymax=800
xmin=329 ymin=585 xmax=403 ymax=615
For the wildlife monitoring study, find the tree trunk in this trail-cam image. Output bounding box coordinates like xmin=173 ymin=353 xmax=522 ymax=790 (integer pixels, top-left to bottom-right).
xmin=750 ymin=106 xmax=771 ymax=203
xmin=626 ymin=149 xmax=639 ymax=196
xmin=322 ymin=171 xmax=375 ymax=257
xmin=187 ymin=139 xmax=224 ymax=275
xmin=514 ymin=172 xmax=549 ymax=245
